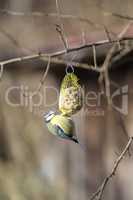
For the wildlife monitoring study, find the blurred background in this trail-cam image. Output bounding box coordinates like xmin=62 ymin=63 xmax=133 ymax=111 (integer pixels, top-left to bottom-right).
xmin=0 ymin=0 xmax=133 ymax=200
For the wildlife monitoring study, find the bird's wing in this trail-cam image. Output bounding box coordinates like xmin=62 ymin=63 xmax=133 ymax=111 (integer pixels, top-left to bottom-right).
xmin=54 ymin=125 xmax=72 ymax=140
xmin=51 ymin=115 xmax=74 ymax=137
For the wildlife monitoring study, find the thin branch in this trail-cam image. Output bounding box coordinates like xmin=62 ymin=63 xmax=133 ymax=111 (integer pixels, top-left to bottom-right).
xmin=1 ymin=8 xmax=133 ymax=40
xmin=30 ymin=57 xmax=51 ymax=111
xmin=0 ymin=8 xmax=133 ymax=46
xmin=0 ymin=64 xmax=4 ymax=81
xmin=104 ymin=11 xmax=133 ymax=21
xmin=116 ymin=111 xmax=132 ymax=156
xmin=92 ymin=45 xmax=97 ymax=68
xmin=98 ymin=72 xmax=104 ymax=93
xmin=0 ymin=14 xmax=132 ymax=78
xmin=103 ymin=25 xmax=112 ymax=42
xmin=36 ymin=56 xmax=51 ymax=93
xmin=90 ymin=23 xmax=133 ymax=200
xmin=102 ymin=23 xmax=131 ymax=71
xmin=100 ymin=22 xmax=132 ymax=104
xmin=41 ymin=57 xmax=101 ymax=72
xmin=22 ymin=56 xmax=51 ymax=114
xmin=101 ymin=44 xmax=117 ymax=104
xmin=56 ymin=24 xmax=68 ymax=51
xmin=55 ymin=0 xmax=68 ymax=50
xmin=0 ymin=8 xmax=107 ymax=29
xmin=0 ymin=23 xmax=132 ymax=58
xmin=1 ymin=8 xmax=133 ymax=21
xmin=108 ymin=41 xmax=133 ymax=71
xmin=90 ymin=137 xmax=133 ymax=200
xmin=118 ymin=22 xmax=133 ymax=39
xmin=0 ymin=53 xmax=100 ymax=72
xmin=0 ymin=38 xmax=132 ymax=77
xmin=81 ymin=29 xmax=86 ymax=46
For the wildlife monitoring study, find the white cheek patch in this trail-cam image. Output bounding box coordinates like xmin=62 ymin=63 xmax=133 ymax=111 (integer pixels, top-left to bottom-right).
xmin=46 ymin=114 xmax=54 ymax=122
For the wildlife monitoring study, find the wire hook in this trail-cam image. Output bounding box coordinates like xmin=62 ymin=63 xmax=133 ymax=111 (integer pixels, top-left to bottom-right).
xmin=65 ymin=64 xmax=74 ymax=74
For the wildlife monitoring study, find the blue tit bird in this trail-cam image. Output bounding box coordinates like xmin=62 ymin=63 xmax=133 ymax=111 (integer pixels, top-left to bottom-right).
xmin=43 ymin=110 xmax=79 ymax=144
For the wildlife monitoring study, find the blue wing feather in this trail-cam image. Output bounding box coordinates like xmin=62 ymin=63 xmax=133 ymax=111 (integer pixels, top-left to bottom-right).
xmin=55 ymin=125 xmax=72 ymax=139
xmin=55 ymin=125 xmax=79 ymax=143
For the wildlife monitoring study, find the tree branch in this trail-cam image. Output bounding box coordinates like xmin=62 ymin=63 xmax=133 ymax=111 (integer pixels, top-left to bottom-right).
xmin=0 ymin=8 xmax=108 ymax=29
xmin=90 ymin=22 xmax=133 ymax=200
xmin=100 ymin=22 xmax=132 ymax=105
xmin=55 ymin=0 xmax=68 ymax=50
xmin=0 ymin=64 xmax=4 ymax=81
xmin=56 ymin=24 xmax=68 ymax=51
xmin=36 ymin=56 xmax=51 ymax=93
xmin=104 ymin=11 xmax=133 ymax=21
xmin=0 ymin=38 xmax=132 ymax=80
xmin=92 ymin=45 xmax=97 ymax=68
xmin=0 ymin=53 xmax=100 ymax=74
xmin=90 ymin=137 xmax=133 ymax=200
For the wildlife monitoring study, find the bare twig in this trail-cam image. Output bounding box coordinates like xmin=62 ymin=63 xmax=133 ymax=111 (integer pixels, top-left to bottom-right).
xmin=81 ymin=29 xmax=86 ymax=46
xmin=101 ymin=44 xmax=117 ymax=104
xmin=116 ymin=112 xmax=132 ymax=156
xmin=92 ymin=45 xmax=97 ymax=68
xmin=98 ymin=72 xmax=104 ymax=93
xmin=55 ymin=0 xmax=68 ymax=50
xmin=103 ymin=25 xmax=112 ymax=42
xmin=91 ymin=22 xmax=133 ymax=200
xmin=90 ymin=137 xmax=133 ymax=200
xmin=0 ymin=53 xmax=100 ymax=72
xmin=21 ymin=56 xmax=51 ymax=114
xmin=0 ymin=8 xmax=108 ymax=29
xmin=1 ymin=8 xmax=133 ymax=40
xmin=0 ymin=64 xmax=4 ymax=81
xmin=36 ymin=56 xmax=51 ymax=93
xmin=111 ymin=41 xmax=133 ymax=65
xmin=104 ymin=11 xmax=133 ymax=21
xmin=0 ymin=30 xmax=131 ymax=80
xmin=100 ymin=22 xmax=132 ymax=104
xmin=0 ymin=18 xmax=131 ymax=81
xmin=118 ymin=22 xmax=132 ymax=39
xmin=28 ymin=56 xmax=51 ymax=112
xmin=56 ymin=24 xmax=68 ymax=51
xmin=119 ymin=115 xmax=129 ymax=139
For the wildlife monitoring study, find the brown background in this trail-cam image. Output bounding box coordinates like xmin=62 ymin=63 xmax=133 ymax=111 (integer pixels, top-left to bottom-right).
xmin=0 ymin=0 xmax=133 ymax=200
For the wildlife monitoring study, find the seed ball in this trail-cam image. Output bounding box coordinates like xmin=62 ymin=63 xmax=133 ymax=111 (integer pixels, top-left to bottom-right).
xmin=59 ymin=86 xmax=83 ymax=115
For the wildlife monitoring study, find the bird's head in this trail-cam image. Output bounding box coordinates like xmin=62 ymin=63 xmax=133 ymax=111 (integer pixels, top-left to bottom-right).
xmin=43 ymin=110 xmax=56 ymax=123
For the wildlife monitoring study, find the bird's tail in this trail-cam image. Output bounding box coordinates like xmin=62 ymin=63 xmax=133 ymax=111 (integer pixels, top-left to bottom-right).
xmin=72 ymin=136 xmax=88 ymax=152
xmin=72 ymin=136 xmax=79 ymax=143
